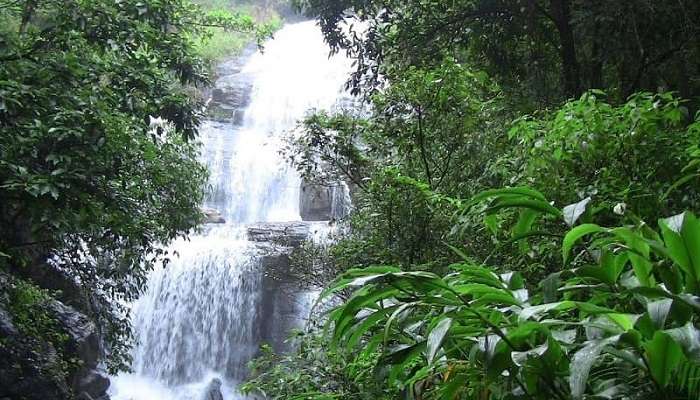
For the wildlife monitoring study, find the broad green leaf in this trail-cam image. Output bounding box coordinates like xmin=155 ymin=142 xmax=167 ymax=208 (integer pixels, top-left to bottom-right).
xmin=384 ymin=302 xmax=416 ymax=347
xmin=333 ymin=286 xmax=400 ymax=344
xmin=665 ymin=323 xmax=700 ymax=361
xmin=644 ymin=331 xmax=685 ymax=387
xmin=660 ymin=213 xmax=696 ymax=285
xmin=427 ymin=318 xmax=452 ymax=364
xmin=386 ymin=342 xmax=426 ymax=382
xmin=323 ymin=265 xmax=401 ymax=297
xmin=488 ymin=198 xmax=562 ymax=217
xmin=519 ymin=301 xmax=576 ymax=322
xmin=605 ymin=313 xmax=638 ymax=331
xmin=681 ymin=213 xmax=700 ymax=289
xmin=346 ymin=306 xmax=398 ymax=349
xmin=578 ymin=249 xmax=627 ymax=285
xmin=452 ymin=283 xmax=507 ymax=297
xmin=471 ymin=292 xmax=522 ymax=307
xmin=483 ymin=214 xmax=499 ymax=236
xmin=513 ymin=208 xmax=539 ymax=252
xmin=570 ymin=335 xmax=621 ymax=399
xmin=613 ymin=227 xmax=654 ymax=286
xmin=511 ymin=342 xmax=548 ymax=367
xmin=468 ymin=186 xmax=548 ymax=205
xmin=647 ymin=299 xmax=673 ymax=330
xmin=563 ymin=224 xmax=606 ymax=264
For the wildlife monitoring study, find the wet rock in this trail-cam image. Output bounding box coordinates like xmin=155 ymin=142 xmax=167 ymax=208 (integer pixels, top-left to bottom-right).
xmin=202 ymin=378 xmax=224 ymax=400
xmin=76 ymin=369 xmax=110 ymax=399
xmin=299 ymin=180 xmax=332 ymax=221
xmin=203 ymin=208 xmax=226 ymax=224
xmin=247 ymin=222 xmax=311 ymax=247
xmin=49 ymin=301 xmax=99 ymax=368
xmin=0 ymin=272 xmax=109 ymax=400
xmin=206 ymin=46 xmax=257 ymax=124
xmin=0 ymin=309 xmax=71 ymax=399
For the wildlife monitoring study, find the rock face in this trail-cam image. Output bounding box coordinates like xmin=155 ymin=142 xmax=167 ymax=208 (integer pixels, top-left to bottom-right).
xmin=0 ymin=271 xmax=109 ymax=400
xmin=299 ymin=180 xmax=333 ymax=221
xmin=246 ymin=222 xmax=321 ymax=354
xmin=299 ymin=179 xmax=352 ymax=222
xmin=206 ymin=46 xmax=256 ymax=124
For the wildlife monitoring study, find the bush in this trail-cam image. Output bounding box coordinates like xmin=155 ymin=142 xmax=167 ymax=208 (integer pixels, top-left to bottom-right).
xmin=327 ymin=189 xmax=700 ymax=400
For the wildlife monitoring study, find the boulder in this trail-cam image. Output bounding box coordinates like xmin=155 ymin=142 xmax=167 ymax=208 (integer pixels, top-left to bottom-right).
xmin=299 ymin=180 xmax=353 ymax=221
xmin=203 ymin=208 xmax=226 ymax=224
xmin=299 ymin=181 xmax=332 ymax=221
xmin=202 ymin=378 xmax=224 ymax=400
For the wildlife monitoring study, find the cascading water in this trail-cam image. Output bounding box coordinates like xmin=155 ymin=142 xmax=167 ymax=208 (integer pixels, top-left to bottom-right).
xmin=109 ymin=21 xmax=351 ymax=400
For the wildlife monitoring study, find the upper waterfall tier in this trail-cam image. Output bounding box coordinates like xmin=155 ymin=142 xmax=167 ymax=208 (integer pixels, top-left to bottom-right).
xmin=199 ymin=21 xmax=353 ymax=224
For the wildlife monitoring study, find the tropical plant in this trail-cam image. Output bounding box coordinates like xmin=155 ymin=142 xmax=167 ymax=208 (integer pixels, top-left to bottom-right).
xmin=325 ymin=188 xmax=700 ymax=399
xmin=241 ymin=331 xmax=399 ymax=400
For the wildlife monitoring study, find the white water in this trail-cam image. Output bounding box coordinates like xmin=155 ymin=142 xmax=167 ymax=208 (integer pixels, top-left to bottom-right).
xmin=109 ymin=21 xmax=351 ymax=400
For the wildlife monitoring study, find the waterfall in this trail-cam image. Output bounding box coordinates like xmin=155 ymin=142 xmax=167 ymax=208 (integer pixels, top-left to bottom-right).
xmin=109 ymin=21 xmax=351 ymax=400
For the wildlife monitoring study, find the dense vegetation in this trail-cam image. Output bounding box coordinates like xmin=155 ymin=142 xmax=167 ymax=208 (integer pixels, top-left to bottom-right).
xmin=2 ymin=0 xmax=700 ymax=399
xmin=192 ymin=0 xmax=285 ymax=66
xmin=242 ymin=1 xmax=700 ymax=399
xmin=0 ymin=0 xmax=267 ymax=373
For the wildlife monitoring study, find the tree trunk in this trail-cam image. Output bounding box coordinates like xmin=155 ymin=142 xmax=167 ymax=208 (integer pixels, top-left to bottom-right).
xmin=550 ymin=0 xmax=581 ymax=98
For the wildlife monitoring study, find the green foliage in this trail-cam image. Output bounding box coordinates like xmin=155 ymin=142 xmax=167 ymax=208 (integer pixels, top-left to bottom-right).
xmin=6 ymin=279 xmax=65 ymax=346
xmin=296 ymin=0 xmax=700 ymax=105
xmin=506 ymin=92 xmax=700 ymax=222
xmin=253 ymin=2 xmax=700 ymax=399
xmin=288 ymin=60 xmax=510 ymax=270
xmin=326 ymin=195 xmax=700 ymax=399
xmin=2 ymin=278 xmax=76 ymax=377
xmin=242 ymin=332 xmax=398 ymax=400
xmin=192 ymin=2 xmax=284 ymax=66
xmin=0 ymin=0 xmax=266 ymax=371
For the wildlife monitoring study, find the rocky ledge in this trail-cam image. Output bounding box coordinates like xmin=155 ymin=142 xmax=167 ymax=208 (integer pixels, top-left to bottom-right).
xmin=247 ymin=222 xmax=314 ymax=247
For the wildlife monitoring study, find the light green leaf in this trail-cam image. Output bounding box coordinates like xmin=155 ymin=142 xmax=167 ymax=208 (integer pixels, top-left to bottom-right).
xmin=605 ymin=313 xmax=638 ymax=331
xmin=644 ymin=331 xmax=685 ymax=387
xmin=488 ymin=198 xmax=562 ymax=217
xmin=563 ymin=224 xmax=606 ymax=264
